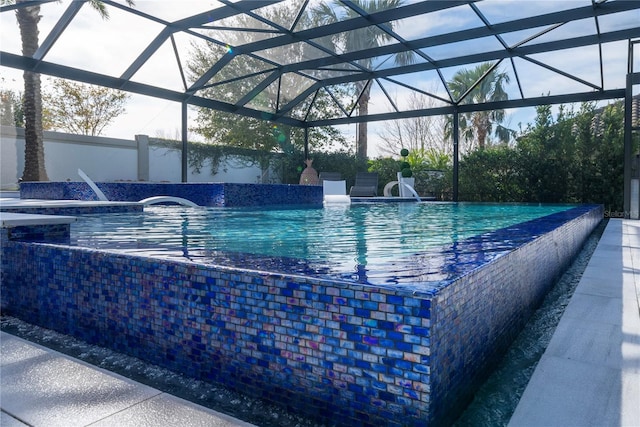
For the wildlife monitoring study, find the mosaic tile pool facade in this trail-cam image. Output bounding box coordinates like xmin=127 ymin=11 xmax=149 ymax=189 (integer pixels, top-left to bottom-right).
xmin=0 ymin=205 xmax=603 ymax=426
xmin=19 ymin=182 xmax=323 ymax=207
xmin=0 ymin=204 xmax=142 ymax=216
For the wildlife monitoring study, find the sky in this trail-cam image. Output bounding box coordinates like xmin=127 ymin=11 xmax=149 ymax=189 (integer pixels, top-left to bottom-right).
xmin=1 ymin=0 xmax=638 ymax=158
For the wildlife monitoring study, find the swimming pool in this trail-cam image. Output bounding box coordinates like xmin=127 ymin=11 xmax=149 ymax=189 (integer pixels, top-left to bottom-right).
xmin=1 ymin=201 xmax=603 ymax=426
xmin=70 ymin=202 xmax=577 ymax=290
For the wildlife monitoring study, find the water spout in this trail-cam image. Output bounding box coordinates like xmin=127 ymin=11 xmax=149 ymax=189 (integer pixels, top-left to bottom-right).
xmin=399 ymin=181 xmax=421 ymax=201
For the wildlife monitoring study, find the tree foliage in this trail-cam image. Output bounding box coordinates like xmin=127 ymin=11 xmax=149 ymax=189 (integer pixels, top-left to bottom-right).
xmin=187 ymin=3 xmax=348 ymax=157
xmin=310 ymin=0 xmax=416 ymax=160
xmin=458 ymin=100 xmax=636 ymax=212
xmin=458 ymin=145 xmax=524 ymax=202
xmin=150 ymin=137 xmax=365 ymax=186
xmin=42 ymin=78 xmax=129 ymax=136
xmin=377 ymin=92 xmax=451 ymax=157
xmin=151 ymin=137 xmax=278 ymax=181
xmin=277 ymin=150 xmax=369 ymax=187
xmin=445 ymin=62 xmax=514 ymax=151
xmin=0 ymin=78 xmax=23 ymax=127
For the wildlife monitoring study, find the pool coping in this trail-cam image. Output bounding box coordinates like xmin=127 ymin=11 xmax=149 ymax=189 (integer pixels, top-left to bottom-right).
xmin=0 ymin=212 xmax=77 ymax=227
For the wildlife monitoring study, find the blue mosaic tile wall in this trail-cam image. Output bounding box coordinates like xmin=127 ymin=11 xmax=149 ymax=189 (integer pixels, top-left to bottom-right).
xmin=427 ymin=206 xmax=603 ymax=425
xmin=19 ymin=182 xmax=323 ymax=207
xmin=0 ymin=205 xmax=142 ymax=215
xmin=0 ymin=205 xmax=603 ymax=426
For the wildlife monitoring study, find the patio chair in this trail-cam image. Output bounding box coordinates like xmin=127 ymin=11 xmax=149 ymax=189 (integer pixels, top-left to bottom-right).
xmin=318 ymin=172 xmax=342 ymax=185
xmin=349 ymin=172 xmax=378 ymax=197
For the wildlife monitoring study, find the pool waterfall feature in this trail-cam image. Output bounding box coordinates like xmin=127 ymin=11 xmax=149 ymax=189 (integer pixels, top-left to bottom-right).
xmin=400 ymin=181 xmax=421 ymax=201
xmin=1 ymin=183 xmax=603 ymax=426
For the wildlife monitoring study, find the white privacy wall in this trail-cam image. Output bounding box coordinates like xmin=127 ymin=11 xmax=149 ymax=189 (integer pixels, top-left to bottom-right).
xmin=1 ymin=126 xmax=273 ymax=189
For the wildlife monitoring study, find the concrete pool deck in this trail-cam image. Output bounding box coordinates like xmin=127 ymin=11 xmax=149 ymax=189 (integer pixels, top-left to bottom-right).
xmin=0 ymin=199 xmax=639 ymax=425
xmin=509 ymin=218 xmax=640 ymax=427
xmin=0 ymin=332 xmax=256 ymax=427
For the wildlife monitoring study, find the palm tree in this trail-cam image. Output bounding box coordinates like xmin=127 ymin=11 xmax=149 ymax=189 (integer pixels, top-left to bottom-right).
xmin=311 ymin=0 xmax=416 ymax=160
xmin=14 ymin=2 xmax=46 ymax=181
xmin=7 ymin=0 xmax=133 ymax=181
xmin=446 ymin=62 xmax=513 ymax=150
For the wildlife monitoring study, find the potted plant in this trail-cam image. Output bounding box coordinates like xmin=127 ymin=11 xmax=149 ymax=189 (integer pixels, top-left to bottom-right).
xmin=398 ymin=148 xmax=415 ymax=197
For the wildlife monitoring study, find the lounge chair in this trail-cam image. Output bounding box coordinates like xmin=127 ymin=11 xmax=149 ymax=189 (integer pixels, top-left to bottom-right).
xmin=318 ymin=172 xmax=342 ymax=185
xmin=349 ymin=172 xmax=378 ymax=197
xmin=323 ymin=179 xmax=350 ymax=205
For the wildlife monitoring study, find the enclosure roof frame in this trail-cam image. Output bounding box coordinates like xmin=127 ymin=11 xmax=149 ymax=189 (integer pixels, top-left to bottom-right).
xmin=1 ymin=0 xmax=638 ymax=129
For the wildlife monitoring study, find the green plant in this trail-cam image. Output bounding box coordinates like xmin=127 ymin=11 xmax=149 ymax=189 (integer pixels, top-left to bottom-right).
xmin=399 ymin=148 xmax=413 ymax=178
xmin=150 ymin=138 xmax=275 ymax=178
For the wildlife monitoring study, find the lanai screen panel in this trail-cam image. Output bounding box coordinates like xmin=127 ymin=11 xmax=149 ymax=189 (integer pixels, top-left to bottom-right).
xmin=1 ymin=0 xmax=639 ymax=126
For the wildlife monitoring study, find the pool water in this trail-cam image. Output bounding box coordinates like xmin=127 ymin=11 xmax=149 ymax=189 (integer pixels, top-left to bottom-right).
xmin=70 ymin=202 xmax=575 ymax=287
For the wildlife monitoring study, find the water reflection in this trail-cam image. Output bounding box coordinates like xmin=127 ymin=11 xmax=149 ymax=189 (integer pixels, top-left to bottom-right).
xmin=70 ymin=203 xmax=581 ymax=289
